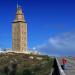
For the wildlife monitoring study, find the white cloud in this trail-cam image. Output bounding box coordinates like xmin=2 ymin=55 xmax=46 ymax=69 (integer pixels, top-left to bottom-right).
xmin=32 ymin=47 xmax=36 ymax=50
xmin=49 ymin=32 xmax=75 ymax=50
xmin=34 ymin=32 xmax=75 ymax=56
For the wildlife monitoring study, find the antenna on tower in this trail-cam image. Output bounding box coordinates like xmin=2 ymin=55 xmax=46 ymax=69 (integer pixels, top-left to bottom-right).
xmin=17 ymin=3 xmax=19 ymax=9
xmin=17 ymin=3 xmax=22 ymax=9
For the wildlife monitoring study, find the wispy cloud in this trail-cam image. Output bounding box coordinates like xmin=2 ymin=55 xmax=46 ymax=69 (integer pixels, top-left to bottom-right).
xmin=33 ymin=32 xmax=75 ymax=56
xmin=50 ymin=32 xmax=75 ymax=50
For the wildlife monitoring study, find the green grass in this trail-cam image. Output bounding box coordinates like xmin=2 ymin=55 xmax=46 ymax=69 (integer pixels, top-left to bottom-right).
xmin=0 ymin=52 xmax=54 ymax=75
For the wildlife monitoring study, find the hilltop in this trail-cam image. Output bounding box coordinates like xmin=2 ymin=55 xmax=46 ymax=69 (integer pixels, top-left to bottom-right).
xmin=0 ymin=52 xmax=54 ymax=75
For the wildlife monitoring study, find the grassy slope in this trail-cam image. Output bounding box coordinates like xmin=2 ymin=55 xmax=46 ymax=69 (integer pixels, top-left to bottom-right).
xmin=0 ymin=52 xmax=54 ymax=75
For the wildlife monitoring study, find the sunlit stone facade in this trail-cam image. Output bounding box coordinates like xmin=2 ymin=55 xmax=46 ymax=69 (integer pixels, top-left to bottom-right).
xmin=12 ymin=5 xmax=27 ymax=52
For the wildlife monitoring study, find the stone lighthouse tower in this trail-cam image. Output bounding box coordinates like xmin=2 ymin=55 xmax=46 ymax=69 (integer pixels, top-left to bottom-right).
xmin=12 ymin=4 xmax=27 ymax=52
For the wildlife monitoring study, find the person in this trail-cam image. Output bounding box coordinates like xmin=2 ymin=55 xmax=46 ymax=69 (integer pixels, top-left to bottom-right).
xmin=62 ymin=58 xmax=67 ymax=70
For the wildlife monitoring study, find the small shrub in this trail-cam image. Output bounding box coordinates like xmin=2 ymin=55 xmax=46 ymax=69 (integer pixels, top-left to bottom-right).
xmin=23 ymin=69 xmax=32 ymax=75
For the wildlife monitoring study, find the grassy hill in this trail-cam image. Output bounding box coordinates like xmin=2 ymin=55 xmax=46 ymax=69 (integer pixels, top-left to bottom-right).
xmin=0 ymin=52 xmax=54 ymax=75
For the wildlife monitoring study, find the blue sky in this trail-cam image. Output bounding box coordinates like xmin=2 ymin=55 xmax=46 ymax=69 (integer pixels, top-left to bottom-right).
xmin=0 ymin=0 xmax=75 ymax=56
